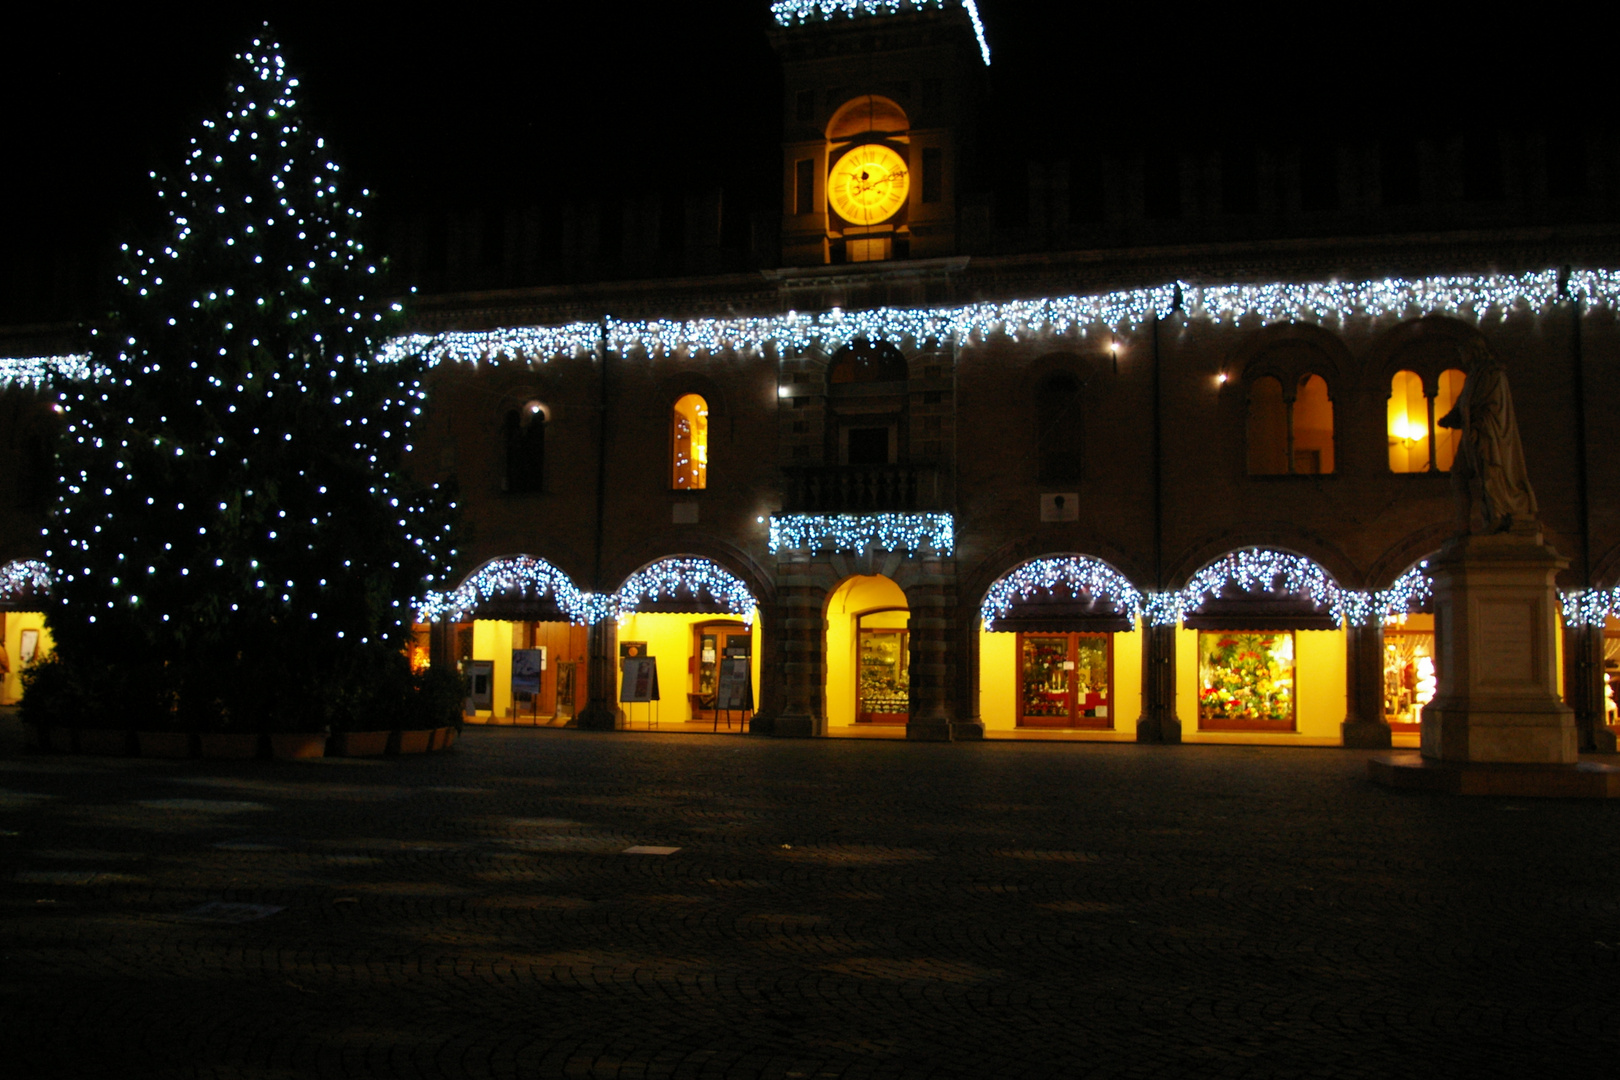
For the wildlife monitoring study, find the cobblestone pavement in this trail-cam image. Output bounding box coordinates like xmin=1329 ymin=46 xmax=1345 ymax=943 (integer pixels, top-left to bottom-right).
xmin=1 ymin=715 xmax=1616 ymax=1079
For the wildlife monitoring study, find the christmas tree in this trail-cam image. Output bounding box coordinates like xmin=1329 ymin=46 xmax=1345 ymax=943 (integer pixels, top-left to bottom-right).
xmin=31 ymin=31 xmax=458 ymax=732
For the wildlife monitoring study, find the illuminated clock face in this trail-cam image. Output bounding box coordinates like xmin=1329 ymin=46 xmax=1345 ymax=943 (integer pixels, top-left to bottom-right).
xmin=827 ymin=143 xmax=910 ymax=226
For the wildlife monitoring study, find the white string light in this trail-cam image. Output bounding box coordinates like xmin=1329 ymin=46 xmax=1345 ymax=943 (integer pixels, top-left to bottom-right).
xmin=1181 ymin=548 xmax=1344 ymax=624
xmin=1562 ymin=587 xmax=1620 ymax=628
xmin=15 ymin=269 xmax=1620 ymax=388
xmin=980 ymin=555 xmax=1141 ymax=632
xmin=769 ymin=512 xmax=953 ymax=555
xmin=416 ymin=555 xmax=588 ymax=624
xmin=616 ymin=558 xmax=757 ymax=624
xmin=0 ymin=559 xmax=53 ymax=606
xmin=770 ymin=1 xmax=991 ymax=65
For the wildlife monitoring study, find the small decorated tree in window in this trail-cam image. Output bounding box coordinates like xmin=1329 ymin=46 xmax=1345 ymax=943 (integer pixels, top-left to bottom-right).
xmin=31 ymin=31 xmax=458 ymax=734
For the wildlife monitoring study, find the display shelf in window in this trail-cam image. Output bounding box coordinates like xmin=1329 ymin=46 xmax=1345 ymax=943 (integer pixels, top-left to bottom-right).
xmin=858 ymin=627 xmax=909 ymax=723
xmin=1383 ymin=612 xmax=1436 ymax=732
xmin=1197 ymin=630 xmax=1295 ymax=731
xmin=1017 ymin=632 xmax=1112 ymax=729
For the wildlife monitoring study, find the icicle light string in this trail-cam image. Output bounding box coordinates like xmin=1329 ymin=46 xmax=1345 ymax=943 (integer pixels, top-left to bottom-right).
xmin=770 ymin=1 xmax=992 ymax=65
xmin=15 ymin=269 xmax=1620 ymax=388
xmin=1561 ymin=587 xmax=1620 ymax=628
xmin=0 ymin=559 xmax=54 ymax=606
xmin=615 ymin=558 xmax=757 ymax=624
xmin=980 ymin=556 xmax=1142 ymax=632
xmin=769 ymin=513 xmax=954 ymax=556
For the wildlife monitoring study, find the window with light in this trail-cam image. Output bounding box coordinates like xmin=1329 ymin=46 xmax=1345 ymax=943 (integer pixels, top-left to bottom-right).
xmin=671 ymin=393 xmax=709 ymax=490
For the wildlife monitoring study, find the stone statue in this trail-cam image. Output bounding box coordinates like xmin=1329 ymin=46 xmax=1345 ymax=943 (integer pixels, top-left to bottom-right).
xmin=1437 ymin=341 xmax=1538 ymax=535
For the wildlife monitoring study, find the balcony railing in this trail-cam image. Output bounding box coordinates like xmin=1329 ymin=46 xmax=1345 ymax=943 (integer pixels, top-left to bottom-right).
xmin=781 ymin=464 xmax=943 ymax=513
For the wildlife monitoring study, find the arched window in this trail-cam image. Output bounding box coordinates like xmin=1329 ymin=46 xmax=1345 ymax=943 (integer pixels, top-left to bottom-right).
xmin=1246 ymin=374 xmax=1334 ymax=475
xmin=672 ymin=393 xmax=708 ymax=489
xmin=503 ymin=400 xmax=547 ymax=494
xmin=1387 ymin=368 xmax=1465 ymax=473
xmin=1292 ymin=374 xmax=1334 ymax=474
xmin=1035 ymin=372 xmax=1083 ymax=483
xmin=1246 ymin=376 xmax=1288 ymax=474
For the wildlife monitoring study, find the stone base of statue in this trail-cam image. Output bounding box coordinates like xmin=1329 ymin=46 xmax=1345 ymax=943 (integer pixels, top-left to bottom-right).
xmin=1369 ymin=528 xmax=1618 ymax=796
xmin=1419 ymin=529 xmax=1576 ymax=764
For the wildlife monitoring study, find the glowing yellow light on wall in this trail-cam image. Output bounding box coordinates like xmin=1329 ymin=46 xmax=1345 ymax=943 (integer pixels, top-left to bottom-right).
xmin=1388 ymin=370 xmax=1430 ymax=472
xmin=672 ymin=393 xmax=708 ymax=490
xmin=828 ymin=144 xmax=910 ymax=226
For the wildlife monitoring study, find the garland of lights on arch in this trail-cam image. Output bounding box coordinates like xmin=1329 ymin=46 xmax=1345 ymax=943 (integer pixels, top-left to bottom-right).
xmin=13 ymin=269 xmax=1620 ymax=389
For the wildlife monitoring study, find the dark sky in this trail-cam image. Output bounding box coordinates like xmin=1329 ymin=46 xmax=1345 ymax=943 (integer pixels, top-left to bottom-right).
xmin=0 ymin=1 xmax=1590 ymax=326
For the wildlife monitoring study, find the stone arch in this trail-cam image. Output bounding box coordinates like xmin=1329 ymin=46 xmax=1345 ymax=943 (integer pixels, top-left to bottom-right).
xmin=1168 ymin=527 xmax=1358 ymax=592
xmin=1229 ymin=321 xmax=1350 ymax=396
xmin=423 ymin=553 xmax=589 ymax=623
xmin=1365 ymin=315 xmax=1489 ymax=396
xmin=1368 ymin=524 xmax=1453 ymax=592
xmin=603 ymin=535 xmax=774 ymax=614
xmin=962 ymin=535 xmax=1149 ymax=619
xmin=827 ymin=94 xmax=909 ymax=141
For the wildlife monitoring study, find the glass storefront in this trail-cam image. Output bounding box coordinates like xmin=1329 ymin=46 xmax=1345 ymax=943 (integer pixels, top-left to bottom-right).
xmin=858 ymin=627 xmax=909 ymax=723
xmin=1197 ymin=630 xmax=1296 ymax=731
xmin=1384 ymin=613 xmax=1436 ymax=732
xmin=1018 ymin=632 xmax=1111 ymax=728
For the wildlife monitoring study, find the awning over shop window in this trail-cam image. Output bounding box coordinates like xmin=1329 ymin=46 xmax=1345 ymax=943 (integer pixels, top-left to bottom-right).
xmin=987 ymin=588 xmax=1134 ymax=633
xmin=1182 ymin=583 xmax=1339 ymax=631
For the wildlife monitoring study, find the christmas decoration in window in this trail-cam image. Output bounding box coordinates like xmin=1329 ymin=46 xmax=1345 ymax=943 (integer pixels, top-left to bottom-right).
xmin=672 ymin=394 xmax=708 ymax=490
xmin=1197 ymin=631 xmax=1295 ymax=731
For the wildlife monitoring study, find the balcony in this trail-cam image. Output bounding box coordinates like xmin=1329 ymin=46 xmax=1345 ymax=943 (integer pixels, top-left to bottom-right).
xmin=781 ymin=464 xmax=944 ymax=513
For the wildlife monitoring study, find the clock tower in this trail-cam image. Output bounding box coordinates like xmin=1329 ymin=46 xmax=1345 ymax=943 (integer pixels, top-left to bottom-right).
xmin=769 ymin=1 xmax=988 ymax=266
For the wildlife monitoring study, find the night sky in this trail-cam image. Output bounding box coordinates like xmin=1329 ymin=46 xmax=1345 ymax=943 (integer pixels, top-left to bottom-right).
xmin=1 ymin=2 xmax=1591 ymax=327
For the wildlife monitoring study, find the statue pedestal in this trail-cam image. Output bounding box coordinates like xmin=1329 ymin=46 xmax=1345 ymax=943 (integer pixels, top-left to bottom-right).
xmin=1419 ymin=531 xmax=1576 ymax=764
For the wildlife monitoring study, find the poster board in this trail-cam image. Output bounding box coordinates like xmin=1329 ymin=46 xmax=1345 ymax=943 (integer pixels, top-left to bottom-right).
xmin=511 ymin=648 xmax=543 ymax=697
xmin=620 ymin=656 xmax=660 ymax=703
xmin=715 ymin=642 xmax=753 ymax=711
xmin=463 ymin=660 xmax=494 ymax=715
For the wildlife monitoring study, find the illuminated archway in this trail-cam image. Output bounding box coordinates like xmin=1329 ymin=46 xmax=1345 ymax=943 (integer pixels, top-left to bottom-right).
xmin=1178 ymin=548 xmax=1346 ymax=741
xmin=613 ymin=557 xmax=761 ymax=729
xmin=824 ymin=574 xmax=909 ymax=734
xmin=1 ymin=559 xmax=55 ymax=705
xmin=415 ymin=555 xmax=591 ymax=726
xmin=978 ymin=555 xmax=1142 ymax=737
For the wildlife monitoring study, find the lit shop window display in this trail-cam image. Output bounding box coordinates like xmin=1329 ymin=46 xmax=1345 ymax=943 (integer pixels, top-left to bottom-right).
xmin=1197 ymin=631 xmax=1296 ymax=731
xmin=858 ymin=613 xmax=910 ymax=724
xmin=1383 ymin=613 xmax=1436 ymax=731
xmin=1606 ymin=630 xmax=1619 ymax=727
xmin=1018 ymin=633 xmax=1111 ymax=728
xmin=671 ymin=394 xmax=709 ymax=490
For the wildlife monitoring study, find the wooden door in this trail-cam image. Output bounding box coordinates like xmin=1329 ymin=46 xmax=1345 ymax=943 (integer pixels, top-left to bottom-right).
xmin=692 ymin=623 xmax=748 ymax=720
xmin=1017 ymin=633 xmax=1112 ymax=729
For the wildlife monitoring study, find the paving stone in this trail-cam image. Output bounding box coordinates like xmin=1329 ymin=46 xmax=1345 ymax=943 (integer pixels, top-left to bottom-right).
xmin=0 ymin=717 xmax=1615 ymax=1078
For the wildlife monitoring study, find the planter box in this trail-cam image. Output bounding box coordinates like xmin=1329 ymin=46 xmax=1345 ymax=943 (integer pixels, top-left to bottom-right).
xmin=395 ymin=729 xmax=433 ymax=755
xmin=332 ymin=730 xmax=390 ymax=757
xmin=269 ymin=732 xmax=327 ymax=760
xmin=199 ymin=733 xmax=261 ymax=759
xmin=75 ymin=729 xmax=131 ymax=757
xmin=441 ymin=726 xmax=459 ymax=749
xmin=138 ymin=731 xmax=193 ymax=759
xmin=428 ymin=726 xmax=449 ymax=750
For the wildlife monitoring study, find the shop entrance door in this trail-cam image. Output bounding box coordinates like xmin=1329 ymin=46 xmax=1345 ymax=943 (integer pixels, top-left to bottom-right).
xmin=857 ymin=626 xmax=910 ymax=724
xmin=692 ymin=622 xmax=750 ymax=722
xmin=1017 ymin=632 xmax=1113 ymax=728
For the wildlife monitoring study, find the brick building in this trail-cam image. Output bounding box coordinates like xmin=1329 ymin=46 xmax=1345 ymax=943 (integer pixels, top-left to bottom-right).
xmin=4 ymin=1 xmax=1619 ymax=747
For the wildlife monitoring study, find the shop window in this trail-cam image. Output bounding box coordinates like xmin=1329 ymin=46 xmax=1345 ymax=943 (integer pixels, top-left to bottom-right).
xmin=1247 ymin=374 xmax=1334 ymax=475
xmin=1604 ymin=629 xmax=1618 ymax=727
xmin=1035 ymin=372 xmax=1083 ymax=484
xmin=1384 ymin=613 xmax=1436 ymax=731
xmin=503 ymin=401 xmax=547 ymax=494
xmin=1018 ymin=632 xmax=1111 ymax=729
xmin=1197 ymin=631 xmax=1296 ymax=731
xmin=857 ymin=611 xmax=909 ymax=724
xmin=1388 ymin=368 xmax=1465 ymax=473
xmin=671 ymin=393 xmax=708 ymax=489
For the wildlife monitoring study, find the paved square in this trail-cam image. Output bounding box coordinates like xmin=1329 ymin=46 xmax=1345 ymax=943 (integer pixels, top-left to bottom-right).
xmin=1 ymin=717 xmax=1615 ymax=1078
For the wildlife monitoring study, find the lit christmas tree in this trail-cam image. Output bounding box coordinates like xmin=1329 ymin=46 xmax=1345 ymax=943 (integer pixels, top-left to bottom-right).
xmin=33 ymin=32 xmax=458 ymax=732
